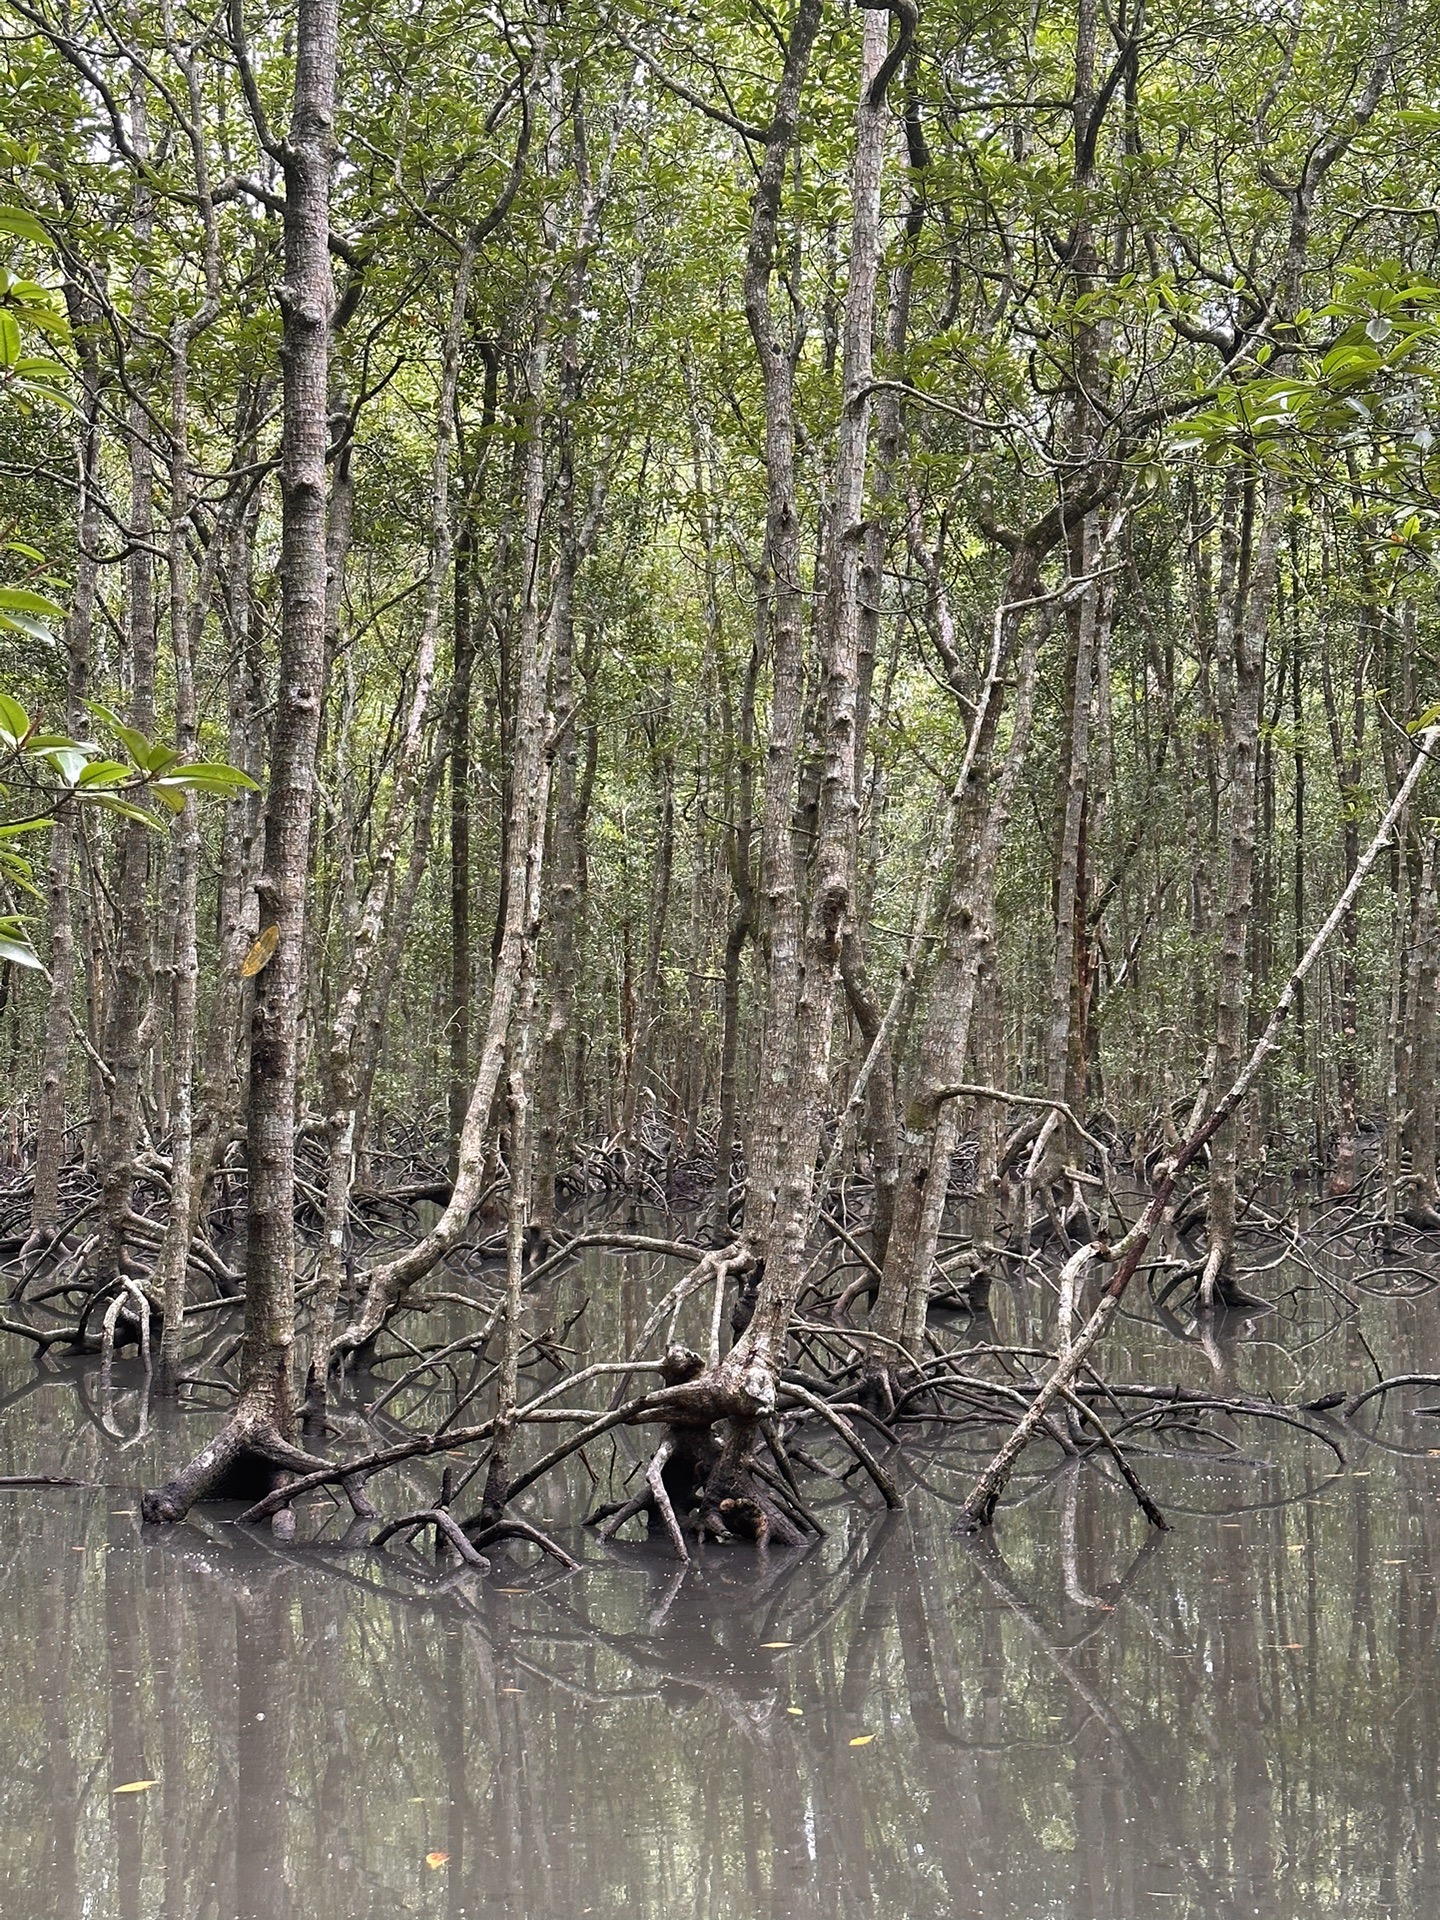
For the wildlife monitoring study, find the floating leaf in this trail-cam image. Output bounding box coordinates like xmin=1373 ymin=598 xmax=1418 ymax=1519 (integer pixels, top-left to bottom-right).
xmin=112 ymin=1779 xmax=158 ymax=1795
xmin=760 ymin=1640 xmax=793 ymax=1649
xmin=848 ymin=1734 xmax=875 ymax=1747
xmin=424 ymin=1851 xmax=450 ymax=1870
xmin=240 ymin=925 xmax=280 ymax=977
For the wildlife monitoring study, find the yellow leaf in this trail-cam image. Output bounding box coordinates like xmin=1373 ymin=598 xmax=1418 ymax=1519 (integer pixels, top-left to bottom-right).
xmin=848 ymin=1734 xmax=875 ymax=1747
xmin=240 ymin=924 xmax=279 ymax=977
xmin=112 ymin=1779 xmax=158 ymax=1794
xmin=425 ymin=1852 xmax=449 ymax=1870
xmin=760 ymin=1641 xmax=793 ymax=1649
xmin=786 ymin=1707 xmax=803 ymax=1716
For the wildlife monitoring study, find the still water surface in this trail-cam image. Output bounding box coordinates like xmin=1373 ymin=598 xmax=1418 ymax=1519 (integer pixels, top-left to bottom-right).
xmin=1 ymin=1246 xmax=1438 ymax=1918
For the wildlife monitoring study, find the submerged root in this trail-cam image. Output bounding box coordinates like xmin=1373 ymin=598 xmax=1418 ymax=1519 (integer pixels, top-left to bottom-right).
xmin=696 ymin=1417 xmax=810 ymax=1549
xmin=464 ymin=1515 xmax=580 ymax=1570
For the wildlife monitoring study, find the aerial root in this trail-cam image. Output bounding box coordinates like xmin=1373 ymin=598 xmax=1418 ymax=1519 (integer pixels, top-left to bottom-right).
xmin=587 ymin=1406 xmax=829 ymax=1558
xmin=781 ymin=1380 xmax=905 ymax=1510
xmin=594 ymin=1434 xmax=691 ymax=1560
xmin=1054 ymin=1383 xmax=1168 ymax=1531
xmin=463 ymin=1515 xmax=581 ymax=1570
xmin=100 ymin=1277 xmax=152 ymax=1391
xmin=373 ymin=1505 xmax=491 ymax=1570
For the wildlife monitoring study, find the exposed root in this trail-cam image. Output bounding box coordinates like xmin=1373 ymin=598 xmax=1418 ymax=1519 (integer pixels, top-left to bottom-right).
xmin=582 ymin=1350 xmax=823 ymax=1557
xmin=780 ymin=1379 xmax=905 ymax=1509
xmin=695 ymin=1417 xmax=808 ymax=1548
xmin=373 ymin=1505 xmax=491 ymax=1570
xmin=1054 ymin=1382 xmax=1168 ymax=1531
xmin=1343 ymin=1373 xmax=1440 ymax=1419
xmin=100 ymin=1277 xmax=152 ymax=1391
xmin=1197 ymin=1243 xmax=1271 ymax=1315
xmin=463 ymin=1515 xmax=581 ymax=1570
xmin=141 ymin=1405 xmax=369 ymax=1526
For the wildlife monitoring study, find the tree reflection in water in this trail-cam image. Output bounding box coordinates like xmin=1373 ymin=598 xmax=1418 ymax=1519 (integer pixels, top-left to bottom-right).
xmin=1 ymin=1279 xmax=1438 ymax=1919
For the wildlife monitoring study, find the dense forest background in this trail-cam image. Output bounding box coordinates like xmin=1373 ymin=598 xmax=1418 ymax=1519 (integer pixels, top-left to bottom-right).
xmin=0 ymin=0 xmax=1438 ymax=1540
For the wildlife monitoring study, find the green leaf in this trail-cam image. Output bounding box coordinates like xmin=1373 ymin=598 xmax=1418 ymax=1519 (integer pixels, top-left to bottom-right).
xmin=0 ymin=694 xmax=31 ymax=746
xmin=80 ymin=791 xmax=161 ymax=827
xmin=87 ymin=702 xmax=156 ymax=768
xmin=37 ymin=743 xmax=88 ymax=784
xmin=0 ymin=611 xmax=58 ymax=644
xmin=0 ymin=931 xmax=42 ymax=969
xmin=156 ymin=761 xmax=260 ymax=795
xmin=74 ymin=758 xmax=133 ymax=788
xmin=0 ymin=585 xmax=64 ymax=620
xmin=0 ymin=208 xmax=50 ymax=247
xmin=12 ymin=355 xmax=67 ymax=382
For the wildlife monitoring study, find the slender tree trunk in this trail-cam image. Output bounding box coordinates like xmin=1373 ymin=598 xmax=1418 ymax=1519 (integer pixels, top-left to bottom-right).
xmin=1403 ymin=830 xmax=1440 ymax=1221
xmin=29 ymin=336 xmax=100 ymax=1243
xmin=732 ymin=0 xmax=884 ymax=1380
xmin=96 ymin=93 xmax=157 ymax=1288
xmin=155 ymin=330 xmax=202 ymax=1390
xmin=1320 ymin=573 xmax=1367 ymax=1195
xmin=1203 ymin=471 xmax=1285 ymax=1309
xmin=448 ymin=515 xmax=475 ymax=1167
xmin=144 ymin=0 xmax=340 ymax=1519
xmin=330 ymin=271 xmax=559 ymax=1361
xmin=708 ymin=589 xmax=760 ymax=1243
xmin=240 ymin=0 xmax=339 ymax=1425
xmin=620 ymin=716 xmax=674 ymax=1171
xmin=870 ymin=578 xmax=1044 ymax=1374
xmin=186 ymin=460 xmax=268 ymax=1247
xmin=1048 ymin=516 xmax=1099 ymax=1137
xmin=306 ymin=231 xmax=478 ymax=1410
xmin=448 ymin=346 xmax=499 ymax=1166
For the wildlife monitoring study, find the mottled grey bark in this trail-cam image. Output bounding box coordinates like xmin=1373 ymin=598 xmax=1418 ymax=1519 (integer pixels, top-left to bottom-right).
xmin=144 ymin=0 xmax=341 ymax=1518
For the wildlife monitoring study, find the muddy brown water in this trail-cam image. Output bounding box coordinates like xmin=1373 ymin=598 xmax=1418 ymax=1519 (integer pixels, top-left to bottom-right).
xmin=2 ymin=1233 xmax=1440 ymax=1918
